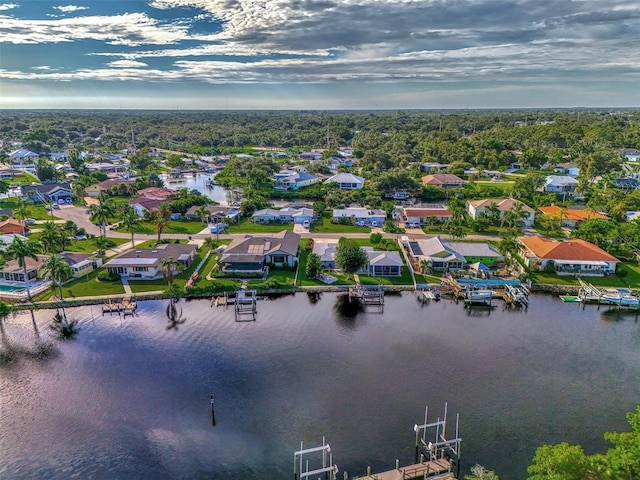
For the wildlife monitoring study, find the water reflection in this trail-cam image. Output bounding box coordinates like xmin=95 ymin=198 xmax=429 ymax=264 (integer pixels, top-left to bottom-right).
xmin=306 ymin=292 xmax=322 ymax=304
xmin=166 ymin=299 xmax=187 ymax=330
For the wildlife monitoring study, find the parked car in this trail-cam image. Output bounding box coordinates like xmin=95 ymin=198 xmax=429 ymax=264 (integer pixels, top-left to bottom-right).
xmin=302 ymin=220 xmax=310 ymax=229
xmin=355 ymin=221 xmax=366 ymax=227
xmin=24 ymin=218 xmax=36 ymax=225
xmin=52 ymin=204 xmax=60 ymax=209
xmin=371 ymin=221 xmax=379 ymax=227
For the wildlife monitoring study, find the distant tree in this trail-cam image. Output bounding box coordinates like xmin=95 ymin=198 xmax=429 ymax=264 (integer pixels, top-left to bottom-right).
xmin=35 ymin=158 xmax=55 ymax=182
xmin=165 ymin=154 xmax=185 ymax=169
xmin=334 ymin=238 xmax=368 ymax=279
xmin=465 ymin=464 xmax=500 ymax=480
xmin=370 ymin=233 xmax=383 ymax=244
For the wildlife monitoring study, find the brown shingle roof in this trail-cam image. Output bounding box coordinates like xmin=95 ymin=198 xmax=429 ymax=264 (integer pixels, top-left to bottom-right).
xmin=519 ymin=235 xmax=618 ymax=262
xmin=467 ymin=198 xmax=534 ymax=213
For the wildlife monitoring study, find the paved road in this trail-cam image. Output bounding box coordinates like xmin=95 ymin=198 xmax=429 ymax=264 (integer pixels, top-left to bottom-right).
xmin=54 ymin=204 xmax=501 ymax=243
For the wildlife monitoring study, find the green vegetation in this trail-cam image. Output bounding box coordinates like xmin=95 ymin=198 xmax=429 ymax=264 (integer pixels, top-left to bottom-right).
xmin=311 ymin=213 xmax=370 ymax=234
xmin=296 ymin=246 xmax=352 ymax=286
xmin=55 ymin=269 xmax=126 ymax=299
xmin=225 ymin=217 xmax=294 ymax=233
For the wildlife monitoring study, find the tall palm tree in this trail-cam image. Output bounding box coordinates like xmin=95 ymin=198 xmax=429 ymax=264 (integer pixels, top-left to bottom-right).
xmin=40 ymin=254 xmax=73 ymax=302
xmin=88 ymin=196 xmax=114 ymax=237
xmin=485 ymin=202 xmax=501 ymax=226
xmin=161 ymin=256 xmax=179 ymax=291
xmin=119 ymin=206 xmax=140 ymax=248
xmin=5 ymin=236 xmax=41 ymax=301
xmin=153 ymin=213 xmax=168 ymax=243
xmin=194 ymin=205 xmax=210 ymax=225
xmin=13 ymin=199 xmax=30 ymax=236
xmin=94 ymin=235 xmax=110 ymax=256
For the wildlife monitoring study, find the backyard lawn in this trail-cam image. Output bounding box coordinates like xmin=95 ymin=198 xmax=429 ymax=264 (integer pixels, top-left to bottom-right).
xmin=473 ymin=181 xmax=514 ymax=193
xmin=58 ymin=269 xmax=126 ymax=299
xmin=122 ymin=220 xmax=208 ymax=235
xmin=296 ymin=246 xmax=353 ymax=287
xmin=0 ymin=198 xmax=60 ymax=220
xmin=529 ymin=262 xmax=640 ymax=289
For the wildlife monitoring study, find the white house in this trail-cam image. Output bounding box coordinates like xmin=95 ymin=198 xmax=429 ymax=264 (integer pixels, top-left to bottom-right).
xmin=364 ymin=249 xmax=403 ymax=277
xmin=544 ymin=175 xmax=579 ymax=194
xmin=324 ymin=173 xmax=365 ymax=190
xmin=403 ymin=205 xmax=452 ymax=225
xmin=9 ymin=148 xmax=39 ymax=166
xmin=104 ymin=244 xmax=197 ymax=279
xmin=623 ymin=148 xmax=639 ymax=162
xmin=465 ymin=198 xmax=535 ymax=227
xmin=252 ymin=207 xmax=314 ymax=224
xmin=299 ymin=150 xmax=324 ymax=161
xmin=332 ymin=207 xmax=386 ymax=226
xmin=553 ymin=163 xmax=580 ymax=177
xmin=274 ymin=171 xmax=320 ymax=190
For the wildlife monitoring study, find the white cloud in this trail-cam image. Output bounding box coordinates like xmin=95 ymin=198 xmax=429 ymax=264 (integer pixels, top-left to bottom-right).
xmin=0 ymin=3 xmax=17 ymax=10
xmin=53 ymin=5 xmax=88 ymax=13
xmin=107 ymin=59 xmax=149 ymax=68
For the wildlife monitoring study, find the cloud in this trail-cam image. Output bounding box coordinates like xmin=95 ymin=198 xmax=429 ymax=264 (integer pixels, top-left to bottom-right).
xmin=0 ymin=3 xmax=17 ymax=10
xmin=0 ymin=12 xmax=188 ymax=45
xmin=107 ymin=59 xmax=149 ymax=68
xmin=53 ymin=5 xmax=88 ymax=13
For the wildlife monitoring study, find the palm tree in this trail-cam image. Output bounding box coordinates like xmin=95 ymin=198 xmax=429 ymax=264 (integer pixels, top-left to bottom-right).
xmin=161 ymin=256 xmax=179 ymax=292
xmin=40 ymin=221 xmax=64 ymax=253
xmin=40 ymin=254 xmax=72 ymax=302
xmin=13 ymin=199 xmax=30 ymax=236
xmin=504 ymin=202 xmax=529 ymax=230
xmin=119 ymin=206 xmax=140 ymax=248
xmin=5 ymin=236 xmax=41 ymax=301
xmin=94 ymin=235 xmax=110 ymax=256
xmin=88 ymin=196 xmax=114 ymax=237
xmin=153 ymin=212 xmax=168 ymax=243
xmin=71 ymin=182 xmax=86 ymax=205
xmin=194 ymin=205 xmax=210 ymax=225
xmin=485 ymin=202 xmax=501 ymax=226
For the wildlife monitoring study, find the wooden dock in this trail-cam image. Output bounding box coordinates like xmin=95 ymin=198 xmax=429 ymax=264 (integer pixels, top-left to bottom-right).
xmin=349 ymin=283 xmax=384 ymax=306
xmin=102 ymin=295 xmax=137 ymax=316
xmin=358 ymin=459 xmax=454 ymax=480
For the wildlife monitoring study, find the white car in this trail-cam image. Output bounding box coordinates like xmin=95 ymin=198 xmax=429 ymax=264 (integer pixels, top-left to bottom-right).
xmin=302 ymin=220 xmax=310 ymax=229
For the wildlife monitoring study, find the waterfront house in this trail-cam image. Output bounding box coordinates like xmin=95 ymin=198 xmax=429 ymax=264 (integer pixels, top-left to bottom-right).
xmin=84 ymin=179 xmax=135 ymax=197
xmin=274 ymin=170 xmax=320 ymax=190
xmin=537 ymin=206 xmax=608 ymax=228
xmin=312 ymin=241 xmax=338 ymax=269
xmin=324 ymin=173 xmax=365 ymax=190
xmin=553 ymin=163 xmax=580 ymax=177
xmin=466 ymin=198 xmax=535 ymax=227
xmin=364 ymin=249 xmax=403 ymax=277
xmin=544 ymin=175 xmax=579 ymax=194
xmin=446 ymin=241 xmax=503 ymax=265
xmin=0 ymin=219 xmax=29 ymax=235
xmin=519 ymin=235 xmax=618 ymax=276
xmin=104 ymin=243 xmax=197 ymax=279
xmin=421 ymin=174 xmax=464 ymax=189
xmin=402 ymin=205 xmax=452 ymax=225
xmin=0 ymin=254 xmax=48 ymax=284
xmin=185 ymin=205 xmax=241 ymax=223
xmin=61 ymin=251 xmax=102 ymax=278
xmin=332 ymin=207 xmax=386 ymax=226
xmin=405 ymin=237 xmax=502 ymax=271
xmin=219 ymin=230 xmax=300 ymax=274
xmin=129 ymin=197 xmax=164 ymax=217
xmin=21 ymin=182 xmax=73 ymax=204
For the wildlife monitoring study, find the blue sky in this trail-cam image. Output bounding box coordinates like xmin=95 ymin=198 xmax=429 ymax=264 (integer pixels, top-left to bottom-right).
xmin=1 ymin=0 xmax=639 ymax=109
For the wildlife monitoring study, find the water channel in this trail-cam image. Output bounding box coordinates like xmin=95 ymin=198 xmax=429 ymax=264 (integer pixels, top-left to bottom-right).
xmin=1 ymin=293 xmax=639 ymax=479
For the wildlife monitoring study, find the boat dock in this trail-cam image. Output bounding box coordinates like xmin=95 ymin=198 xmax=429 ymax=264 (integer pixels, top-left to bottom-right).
xmin=574 ymin=280 xmax=640 ymax=309
xmin=357 ymin=459 xmax=454 ymax=480
xmin=102 ymin=295 xmax=137 ymax=316
xmin=234 ymin=289 xmax=257 ymax=321
xmin=439 ymin=276 xmax=529 ymax=307
xmin=349 ymin=283 xmax=384 ymax=307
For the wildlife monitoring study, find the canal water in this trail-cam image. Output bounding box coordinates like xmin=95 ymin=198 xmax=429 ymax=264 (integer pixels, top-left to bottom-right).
xmin=161 ymin=172 xmax=233 ymax=205
xmin=1 ymin=293 xmax=639 ymax=479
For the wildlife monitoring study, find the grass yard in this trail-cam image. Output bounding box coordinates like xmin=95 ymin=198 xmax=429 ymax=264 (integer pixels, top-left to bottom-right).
xmin=529 ymin=262 xmax=640 ymax=288
xmin=473 ymin=181 xmax=514 ymax=193
xmin=6 ymin=172 xmax=40 ymax=185
xmin=59 ymin=269 xmax=126 ymax=299
xmin=358 ymin=267 xmax=414 ymax=285
xmin=246 ymin=268 xmax=296 ymax=289
xmin=310 ymin=213 xmax=370 ymax=234
xmin=126 ymin=279 xmax=167 ymax=294
xmin=296 ymin=246 xmax=353 ymax=286
xmin=0 ymin=198 xmax=60 ymax=220
xmin=123 ymin=220 xmax=207 ymax=235
xmin=70 ymin=236 xmax=129 ymax=253
xmin=225 ymin=217 xmax=293 ymax=234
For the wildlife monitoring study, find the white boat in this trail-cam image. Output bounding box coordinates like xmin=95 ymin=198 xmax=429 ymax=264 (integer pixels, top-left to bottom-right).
xmin=601 ymin=289 xmax=640 ymax=307
xmin=465 ymin=289 xmax=494 ymax=302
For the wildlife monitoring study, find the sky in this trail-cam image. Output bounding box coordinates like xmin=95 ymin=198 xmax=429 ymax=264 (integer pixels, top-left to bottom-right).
xmin=0 ymin=0 xmax=639 ymax=110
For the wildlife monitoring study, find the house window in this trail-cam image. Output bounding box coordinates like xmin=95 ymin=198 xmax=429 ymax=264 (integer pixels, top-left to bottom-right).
xmin=134 ymin=266 xmax=148 ymax=272
xmin=271 ymin=255 xmax=286 ymax=264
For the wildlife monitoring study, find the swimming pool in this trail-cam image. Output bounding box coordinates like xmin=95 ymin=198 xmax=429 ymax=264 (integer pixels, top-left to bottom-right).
xmin=0 ymin=284 xmax=26 ymax=293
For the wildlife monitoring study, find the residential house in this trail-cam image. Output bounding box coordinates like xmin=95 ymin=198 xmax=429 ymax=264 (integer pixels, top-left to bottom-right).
xmin=422 ymin=162 xmax=448 ymax=172
xmin=312 ymin=241 xmax=338 ymax=269
xmin=136 ymin=187 xmax=175 ymax=201
xmin=185 ymin=205 xmax=241 ymax=223
xmin=219 ymin=230 xmax=300 ymax=273
xmin=544 ymin=175 xmax=579 ymax=194
xmin=252 ymin=207 xmax=314 ymax=224
xmin=299 ymin=150 xmax=324 ymax=161
xmin=0 ymin=219 xmax=29 ymax=235
xmin=0 ymin=234 xmax=28 ymax=249
xmin=623 ymin=148 xmax=639 ymax=162
xmin=402 ymin=205 xmax=452 ymax=225
xmin=537 ymin=206 xmax=608 ymax=228
xmin=553 ymin=163 xmax=580 ymax=177
xmin=405 ymin=237 xmax=502 ymax=271
xmin=0 ymin=254 xmax=48 ymax=285
xmin=421 ymin=174 xmax=465 ymax=189
xmin=624 ymin=211 xmax=640 ymax=222
xmin=332 ymin=207 xmax=386 ymax=226
xmin=337 ymin=147 xmax=353 ymax=158
xmin=364 ymin=249 xmax=403 ymax=277
xmin=519 ymin=235 xmax=618 ymax=276
xmin=9 ymin=148 xmax=39 ymax=166
xmin=311 ymin=241 xmax=403 ymax=276
xmin=21 ymin=182 xmax=73 ymax=204
xmin=49 ymin=152 xmax=69 ymax=162
xmin=84 ymin=179 xmax=135 ymax=197
xmin=324 ymin=173 xmax=365 ymax=190
xmin=274 ymin=170 xmax=320 ymax=190
xmin=85 ymin=162 xmax=127 ymax=174
xmin=466 ymin=198 xmax=535 ymax=227
xmin=326 ymin=156 xmax=352 ymax=171
xmin=128 ymin=197 xmax=164 ymax=217
xmin=0 ymin=169 xmax=22 ymax=179
xmin=613 ymin=178 xmax=640 ymax=191
xmin=104 ymin=243 xmax=197 ymax=278
xmin=61 ymin=252 xmax=102 ymax=278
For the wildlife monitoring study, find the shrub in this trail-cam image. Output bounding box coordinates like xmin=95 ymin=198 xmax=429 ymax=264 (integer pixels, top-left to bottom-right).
xmin=97 ymin=271 xmax=121 ymax=282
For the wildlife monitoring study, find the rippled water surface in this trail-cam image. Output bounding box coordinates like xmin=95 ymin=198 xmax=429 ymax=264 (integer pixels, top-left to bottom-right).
xmin=1 ymin=293 xmax=639 ymax=479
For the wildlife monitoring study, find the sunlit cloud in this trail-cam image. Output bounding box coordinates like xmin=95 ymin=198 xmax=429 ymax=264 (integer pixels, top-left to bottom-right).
xmin=0 ymin=3 xmax=17 ymax=11
xmin=53 ymin=5 xmax=88 ymax=13
xmin=107 ymin=59 xmax=149 ymax=68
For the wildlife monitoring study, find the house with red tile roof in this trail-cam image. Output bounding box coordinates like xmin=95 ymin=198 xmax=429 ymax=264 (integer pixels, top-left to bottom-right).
xmin=519 ymin=235 xmax=618 ymax=276
xmin=421 ymin=174 xmax=465 ymax=188
xmin=402 ymin=205 xmax=452 ymax=225
xmin=0 ymin=218 xmax=29 ymax=235
xmin=136 ymin=187 xmax=175 ymax=201
xmin=537 ymin=206 xmax=608 ymax=228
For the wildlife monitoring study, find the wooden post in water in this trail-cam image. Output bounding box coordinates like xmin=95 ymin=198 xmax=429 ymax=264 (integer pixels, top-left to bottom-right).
xmin=210 ymin=394 xmax=216 ymax=426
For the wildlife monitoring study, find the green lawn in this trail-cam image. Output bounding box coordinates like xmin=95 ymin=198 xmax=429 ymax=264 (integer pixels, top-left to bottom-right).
xmin=246 ymin=269 xmax=296 ymax=289
xmin=69 ymin=237 xmax=129 ymax=253
xmin=530 ymin=262 xmax=640 ymax=288
xmin=225 ymin=217 xmax=293 ymax=234
xmin=6 ymin=172 xmax=40 ymax=185
xmin=310 ymin=213 xmax=370 ymax=234
xmin=126 ymin=279 xmax=167 ymax=293
xmin=358 ymin=267 xmax=414 ymax=286
xmin=473 ymin=181 xmax=514 ymax=193
xmin=113 ymin=220 xmax=208 ymax=235
xmin=0 ymin=198 xmax=60 ymax=220
xmin=296 ymin=246 xmax=353 ymax=286
xmin=58 ymin=269 xmax=126 ymax=299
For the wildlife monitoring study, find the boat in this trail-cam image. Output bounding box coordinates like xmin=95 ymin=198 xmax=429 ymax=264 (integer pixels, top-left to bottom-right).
xmin=465 ymin=288 xmax=495 ymax=303
xmin=601 ymin=289 xmax=640 ymax=307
